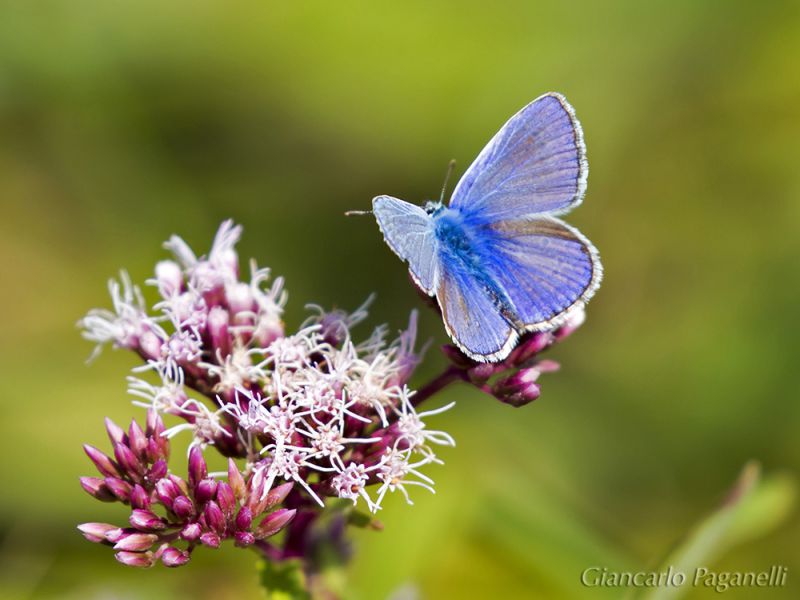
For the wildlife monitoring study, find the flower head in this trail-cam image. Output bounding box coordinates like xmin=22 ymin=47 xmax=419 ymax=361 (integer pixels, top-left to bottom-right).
xmin=78 ymin=221 xmax=456 ymax=570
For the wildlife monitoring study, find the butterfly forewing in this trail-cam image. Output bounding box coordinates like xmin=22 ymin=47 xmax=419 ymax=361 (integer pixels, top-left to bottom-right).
xmin=450 ymin=93 xmax=587 ymax=220
xmin=372 ymin=195 xmax=438 ymax=294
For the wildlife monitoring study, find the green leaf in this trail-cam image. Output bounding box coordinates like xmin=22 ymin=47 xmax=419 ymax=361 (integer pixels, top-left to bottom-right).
xmin=347 ymin=509 xmax=383 ymax=530
xmin=633 ymin=461 xmax=797 ymax=600
xmin=259 ymin=559 xmax=310 ymax=600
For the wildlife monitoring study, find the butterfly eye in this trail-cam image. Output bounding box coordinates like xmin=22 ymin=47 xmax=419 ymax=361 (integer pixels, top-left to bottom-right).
xmin=423 ymin=201 xmax=443 ymax=215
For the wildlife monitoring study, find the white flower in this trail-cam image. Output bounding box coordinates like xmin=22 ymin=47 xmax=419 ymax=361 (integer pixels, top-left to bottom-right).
xmin=303 ymin=294 xmax=374 ymax=344
xmin=262 ymin=327 xmax=325 ymax=370
xmin=374 ymin=447 xmax=438 ymax=507
xmin=222 ymin=389 xmax=272 ymax=434
xmin=78 ymin=271 xmax=150 ymax=359
xmin=163 ymin=219 xmax=241 ymax=292
xmin=199 ymin=345 xmax=261 ymax=392
xmin=163 ymin=399 xmax=231 ymax=451
xmin=344 ymin=349 xmax=404 ymax=426
xmin=80 ymin=220 xmax=455 ymax=517
xmin=162 ymin=327 xmax=203 ymax=365
xmin=332 ymin=463 xmax=377 ymax=511
xmin=154 ymin=289 xmax=208 ymax=330
xmin=127 ymin=371 xmax=188 ymax=412
xmin=257 ymin=442 xmax=323 ymax=506
xmin=393 ymin=391 xmax=456 ymax=452
xmin=149 ymin=260 xmax=184 ymax=298
xmin=250 ymin=260 xmax=287 ymax=317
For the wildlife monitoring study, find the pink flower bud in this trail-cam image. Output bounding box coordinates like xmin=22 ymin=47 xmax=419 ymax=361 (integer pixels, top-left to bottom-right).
xmin=113 ymin=532 xmax=158 ymax=552
xmin=127 ymin=420 xmax=148 ymax=460
xmin=155 ymin=478 xmax=180 ymax=508
xmin=262 ymin=482 xmax=293 ymax=513
xmin=104 ymin=528 xmax=128 ymax=543
xmin=187 ymin=447 xmax=207 ymax=488
xmin=235 ymin=506 xmax=252 ymax=531
xmin=181 ymin=523 xmax=201 ymax=542
xmin=226 ymin=282 xmax=255 ymax=315
xmin=172 ymin=495 xmax=195 ymax=519
xmin=83 ymin=445 xmax=121 ymax=478
xmin=467 ymin=363 xmax=495 ymax=384
xmin=227 ymin=459 xmax=246 ymax=501
xmin=129 ymin=509 xmax=166 ymax=531
xmin=234 ymin=531 xmax=255 ymax=547
xmin=80 ymin=477 xmax=116 ymax=502
xmin=113 ymin=443 xmax=143 ymax=477
xmin=145 ymin=409 xmax=165 ymax=438
xmin=105 ymin=417 xmax=127 ymax=446
xmin=207 ymin=306 xmax=231 ymax=357
xmin=535 ymin=359 xmax=560 ymax=373
xmin=553 ymin=307 xmax=585 ymax=340
xmin=169 ymin=474 xmax=190 ymax=496
xmin=204 ymin=501 xmax=226 ymax=534
xmin=492 ymin=368 xmax=542 ymax=407
xmin=138 ymin=329 xmax=164 ymax=362
xmin=507 ymin=332 xmax=552 ymax=364
xmin=155 ymin=260 xmax=183 ymax=297
xmin=115 ymin=550 xmax=154 ymax=568
xmin=216 ymin=482 xmax=236 ymax=517
xmin=129 ymin=484 xmax=150 ymax=510
xmin=161 ymin=546 xmax=190 ymax=567
xmin=255 ymin=508 xmax=296 ymax=539
xmin=194 ymin=479 xmax=217 ymax=505
xmin=199 ymin=531 xmax=221 ymax=548
xmin=104 ymin=477 xmax=132 ymax=502
xmin=77 ymin=522 xmax=117 ymax=543
xmin=146 ymin=459 xmax=168 ymax=483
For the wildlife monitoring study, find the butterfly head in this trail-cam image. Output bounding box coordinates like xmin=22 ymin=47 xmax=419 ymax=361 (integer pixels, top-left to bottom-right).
xmin=423 ymin=201 xmax=445 ymax=216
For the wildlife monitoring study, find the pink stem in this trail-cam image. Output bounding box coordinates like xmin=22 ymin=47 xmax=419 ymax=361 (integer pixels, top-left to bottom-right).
xmin=411 ymin=366 xmax=467 ymax=408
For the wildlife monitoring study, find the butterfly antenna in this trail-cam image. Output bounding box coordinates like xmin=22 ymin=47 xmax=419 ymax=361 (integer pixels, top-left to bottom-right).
xmin=439 ymin=159 xmax=457 ymax=203
xmin=344 ymin=210 xmax=372 ymax=216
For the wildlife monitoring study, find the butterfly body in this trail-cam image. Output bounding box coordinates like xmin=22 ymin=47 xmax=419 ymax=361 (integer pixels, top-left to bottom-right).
xmin=372 ymin=93 xmax=602 ymax=362
xmin=432 ymin=208 xmax=519 ymax=319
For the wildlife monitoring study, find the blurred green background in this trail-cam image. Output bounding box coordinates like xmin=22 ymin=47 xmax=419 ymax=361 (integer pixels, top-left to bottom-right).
xmin=1 ymin=1 xmax=799 ymax=598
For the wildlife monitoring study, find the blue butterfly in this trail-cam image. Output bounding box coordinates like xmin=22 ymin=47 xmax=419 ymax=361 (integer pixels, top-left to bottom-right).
xmin=372 ymin=92 xmax=603 ymax=363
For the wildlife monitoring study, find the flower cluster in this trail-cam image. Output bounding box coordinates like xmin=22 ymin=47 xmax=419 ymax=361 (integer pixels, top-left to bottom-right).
xmin=78 ymin=221 xmax=455 ymax=567
xmin=79 ymin=411 xmax=295 ymax=567
xmin=439 ymin=309 xmax=585 ymax=407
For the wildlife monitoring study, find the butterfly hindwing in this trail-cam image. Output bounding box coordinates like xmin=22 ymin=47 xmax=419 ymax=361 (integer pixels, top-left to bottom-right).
xmin=477 ymin=215 xmax=601 ymax=330
xmin=372 ymin=195 xmax=438 ymax=294
xmin=450 ymin=92 xmax=587 ymax=220
xmin=435 ymin=248 xmax=518 ymax=362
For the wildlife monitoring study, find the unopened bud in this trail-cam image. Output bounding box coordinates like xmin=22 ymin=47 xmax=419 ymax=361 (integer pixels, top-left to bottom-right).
xmin=113 ymin=532 xmax=158 ymax=552
xmin=77 ymin=522 xmax=117 ymax=543
xmin=161 ymin=546 xmax=191 ymax=567
xmin=492 ymin=368 xmax=542 ymax=407
xmin=155 ymin=260 xmax=183 ymax=297
xmin=80 ymin=477 xmax=116 ymax=502
xmin=255 ymin=508 xmax=296 ymax=539
xmin=115 ymin=550 xmax=154 ymax=568
xmin=129 ymin=509 xmax=166 ymax=531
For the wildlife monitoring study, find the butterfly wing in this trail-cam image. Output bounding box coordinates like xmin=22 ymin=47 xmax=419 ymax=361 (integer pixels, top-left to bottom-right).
xmin=372 ymin=195 xmax=438 ymax=294
xmin=478 ymin=216 xmax=602 ymax=331
xmin=450 ymin=92 xmax=587 ymax=220
xmin=436 ymin=250 xmax=518 ymax=362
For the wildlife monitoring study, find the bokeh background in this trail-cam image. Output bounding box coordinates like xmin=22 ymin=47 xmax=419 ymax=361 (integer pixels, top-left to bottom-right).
xmin=1 ymin=1 xmax=799 ymax=598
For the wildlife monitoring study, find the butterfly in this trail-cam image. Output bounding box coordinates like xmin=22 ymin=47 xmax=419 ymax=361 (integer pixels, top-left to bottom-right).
xmin=372 ymin=92 xmax=603 ymax=363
